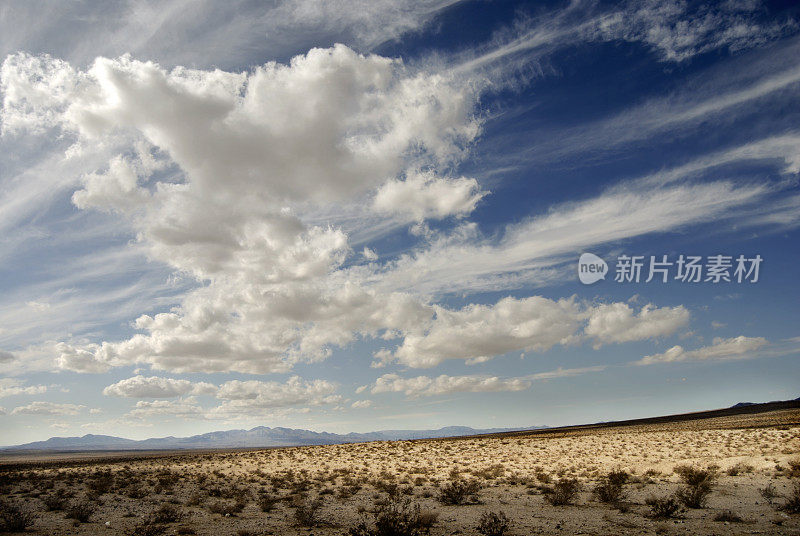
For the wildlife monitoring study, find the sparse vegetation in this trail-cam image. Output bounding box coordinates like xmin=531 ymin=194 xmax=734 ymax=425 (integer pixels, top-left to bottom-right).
xmin=476 ymin=510 xmax=510 ymax=536
xmin=780 ymin=482 xmax=800 ymax=514
xmin=674 ymin=466 xmax=715 ymax=508
xmin=438 ymin=479 xmax=481 ymax=505
xmin=348 ymin=497 xmax=437 ymax=536
xmin=65 ymin=499 xmax=97 ymax=523
xmin=593 ymin=469 xmax=629 ymax=503
xmin=0 ymin=500 xmax=35 ymax=532
xmin=545 ymin=478 xmax=581 ymax=506
xmin=645 ymin=495 xmax=684 ymax=519
xmin=0 ymin=408 xmax=796 ymax=535
xmin=713 ymin=510 xmax=743 ymax=522
xmin=292 ymin=496 xmax=323 ymax=527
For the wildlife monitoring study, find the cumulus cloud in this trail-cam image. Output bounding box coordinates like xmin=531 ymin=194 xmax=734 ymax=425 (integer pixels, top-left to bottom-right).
xmin=385 ymin=296 xmax=581 ymax=368
xmin=128 ymin=397 xmax=205 ymax=419
xmin=379 ymin=297 xmax=688 ymax=368
xmin=584 ymin=303 xmax=689 ymax=347
xmin=351 ymin=399 xmax=372 ymax=408
xmin=637 ymin=335 xmax=768 ymax=365
xmin=215 ymin=376 xmax=339 ymax=407
xmin=4 ymin=47 xmax=486 ymax=375
xmin=55 ymin=342 xmax=111 ymax=373
xmin=373 ymin=170 xmax=487 ymax=221
xmin=103 ymin=375 xmax=217 ymax=398
xmin=0 ymin=378 xmax=48 ymax=398
xmin=5 ymin=41 xmax=770 ymax=381
xmin=369 ymin=366 xmax=604 ymax=398
xmin=105 ymin=375 xmax=344 ymax=420
xmin=372 ymin=373 xmax=531 ymax=397
xmin=11 ymin=401 xmax=85 ymax=415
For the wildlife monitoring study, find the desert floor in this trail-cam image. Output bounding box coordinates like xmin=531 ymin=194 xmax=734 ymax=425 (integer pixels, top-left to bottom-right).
xmin=1 ymin=408 xmax=799 ymax=535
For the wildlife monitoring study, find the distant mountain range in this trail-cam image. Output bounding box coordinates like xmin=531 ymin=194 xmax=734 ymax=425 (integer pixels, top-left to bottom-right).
xmin=5 ymin=397 xmax=798 ymax=453
xmin=1 ymin=425 xmax=545 ymax=452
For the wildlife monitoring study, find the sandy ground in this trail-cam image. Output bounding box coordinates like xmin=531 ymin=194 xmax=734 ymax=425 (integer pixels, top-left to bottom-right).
xmin=1 ymin=408 xmax=799 ymax=535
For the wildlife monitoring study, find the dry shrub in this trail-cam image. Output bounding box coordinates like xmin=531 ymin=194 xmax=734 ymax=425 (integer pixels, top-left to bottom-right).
xmin=674 ymin=466 xmax=714 ymax=508
xmin=348 ymin=497 xmax=437 ymax=536
xmin=645 ymin=495 xmax=684 ymax=519
xmin=147 ymin=503 xmax=183 ymax=524
xmin=545 ymin=478 xmax=581 ymax=506
xmin=66 ymin=499 xmax=97 ymax=523
xmin=293 ymin=496 xmax=323 ymax=527
xmin=781 ymin=482 xmax=800 ymax=514
xmin=438 ymin=479 xmax=481 ymax=505
xmin=476 ymin=510 xmax=510 ymax=536
xmin=713 ymin=510 xmax=743 ymax=522
xmin=258 ymin=492 xmax=281 ymax=513
xmin=0 ymin=500 xmax=35 ymax=532
xmin=593 ymin=470 xmax=629 ymax=503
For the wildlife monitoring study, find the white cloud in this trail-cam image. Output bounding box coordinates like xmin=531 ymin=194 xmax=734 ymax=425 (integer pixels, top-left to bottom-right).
xmin=5 ymin=47 xmax=484 ymax=375
xmin=362 ymin=247 xmax=378 ymax=261
xmin=373 ymin=170 xmax=487 ymax=221
xmin=103 ymin=375 xmax=217 ymax=398
xmin=637 ymin=335 xmax=768 ymax=365
xmin=588 ymin=0 xmax=796 ymax=62
xmin=584 ymin=303 xmax=689 ymax=347
xmin=351 ymin=399 xmax=372 ymax=408
xmin=11 ymin=401 xmax=85 ymax=415
xmin=372 ymin=373 xmax=531 ymax=397
xmin=215 ymin=376 xmax=339 ymax=407
xmin=379 ymin=176 xmax=771 ymax=296
xmin=380 ymin=296 xmax=688 ymax=368
xmin=0 ymin=378 xmax=47 ymax=398
xmin=386 ymin=296 xmax=582 ymax=368
xmin=527 ymin=365 xmax=607 ymax=381
xmin=55 ymin=342 xmax=111 ymax=373
xmin=369 ymin=366 xmax=605 ymax=398
xmin=128 ymin=397 xmax=205 ymax=419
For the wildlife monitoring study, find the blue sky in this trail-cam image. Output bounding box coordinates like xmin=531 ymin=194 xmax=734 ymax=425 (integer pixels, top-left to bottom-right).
xmin=1 ymin=0 xmax=799 ymax=444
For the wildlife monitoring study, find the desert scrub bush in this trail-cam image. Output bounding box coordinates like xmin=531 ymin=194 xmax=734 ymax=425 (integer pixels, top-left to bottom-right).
xmin=292 ymin=496 xmax=323 ymax=527
xmin=258 ymin=492 xmax=280 ymax=513
xmin=789 ymin=459 xmax=800 ymax=478
xmin=42 ymin=489 xmax=71 ymax=511
xmin=0 ymin=500 xmax=36 ymax=532
xmin=438 ymin=479 xmax=481 ymax=505
xmin=759 ymin=483 xmax=778 ymax=505
xmin=674 ymin=466 xmax=715 ymax=508
xmin=713 ymin=510 xmax=743 ymax=522
xmin=130 ymin=520 xmax=169 ymax=536
xmin=593 ymin=470 xmax=629 ymax=503
xmin=348 ymin=498 xmax=437 ymax=536
xmin=476 ymin=510 xmax=510 ymax=536
xmin=66 ymin=499 xmax=97 ymax=523
xmin=544 ymin=478 xmax=581 ymax=506
xmin=725 ymin=463 xmax=753 ymax=476
xmin=780 ymin=482 xmax=800 ymax=514
xmin=207 ymin=500 xmax=242 ymax=516
xmin=147 ymin=503 xmax=183 ymax=524
xmin=645 ymin=495 xmax=683 ymax=519
xmin=87 ymin=471 xmax=114 ymax=494
xmin=472 ymin=464 xmax=506 ymax=481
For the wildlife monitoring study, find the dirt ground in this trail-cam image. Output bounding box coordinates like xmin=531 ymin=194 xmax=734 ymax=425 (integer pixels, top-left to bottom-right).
xmin=1 ymin=408 xmax=799 ymax=535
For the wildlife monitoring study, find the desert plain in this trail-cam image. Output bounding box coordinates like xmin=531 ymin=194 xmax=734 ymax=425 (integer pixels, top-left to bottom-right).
xmin=1 ymin=405 xmax=799 ymax=536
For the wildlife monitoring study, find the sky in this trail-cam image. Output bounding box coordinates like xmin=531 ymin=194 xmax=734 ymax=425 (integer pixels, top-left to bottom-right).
xmin=1 ymin=0 xmax=799 ymax=445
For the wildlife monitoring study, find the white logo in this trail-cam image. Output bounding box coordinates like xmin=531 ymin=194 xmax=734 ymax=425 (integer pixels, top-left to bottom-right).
xmin=578 ymin=253 xmax=608 ymax=285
